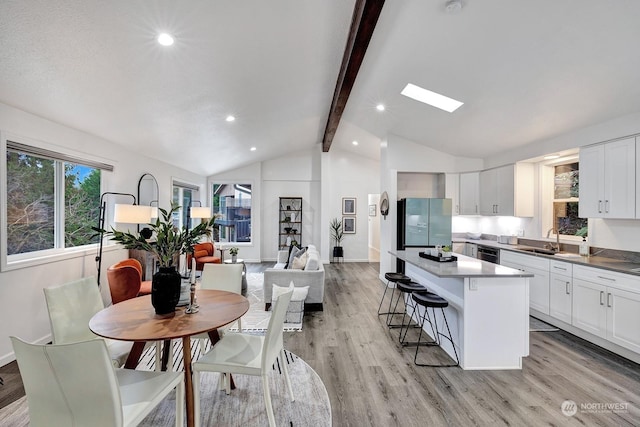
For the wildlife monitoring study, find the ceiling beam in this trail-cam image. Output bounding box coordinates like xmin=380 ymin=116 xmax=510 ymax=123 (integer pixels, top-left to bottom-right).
xmin=321 ymin=0 xmax=385 ymax=152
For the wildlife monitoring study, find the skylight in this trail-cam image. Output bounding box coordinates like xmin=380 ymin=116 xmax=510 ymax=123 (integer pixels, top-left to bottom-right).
xmin=400 ymin=83 xmax=463 ymax=113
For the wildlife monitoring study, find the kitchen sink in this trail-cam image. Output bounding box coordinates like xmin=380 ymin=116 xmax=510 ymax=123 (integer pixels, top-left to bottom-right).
xmin=517 ymin=247 xmax=557 ymax=255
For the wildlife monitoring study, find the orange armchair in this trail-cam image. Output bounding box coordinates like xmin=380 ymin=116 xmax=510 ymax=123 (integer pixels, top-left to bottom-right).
xmin=107 ymin=258 xmax=152 ymax=304
xmin=188 ymin=242 xmax=221 ymax=271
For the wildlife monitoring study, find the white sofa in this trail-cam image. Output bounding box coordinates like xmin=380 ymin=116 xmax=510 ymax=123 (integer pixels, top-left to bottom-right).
xmin=263 ymin=244 xmax=325 ymax=311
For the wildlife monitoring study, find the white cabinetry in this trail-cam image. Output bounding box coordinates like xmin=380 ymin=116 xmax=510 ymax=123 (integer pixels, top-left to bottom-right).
xmin=572 ymin=265 xmax=640 ymax=353
xmin=445 ymin=173 xmax=460 ymax=215
xmin=500 ymin=250 xmax=550 ymax=314
xmin=579 ymin=137 xmax=636 ymax=219
xmin=459 ymin=172 xmax=479 ymax=215
xmin=637 ymin=138 xmax=640 ymax=218
xmin=465 ymin=243 xmax=478 ymax=258
xmin=479 ymin=164 xmax=534 ymax=217
xmin=549 ymin=260 xmax=573 ymax=324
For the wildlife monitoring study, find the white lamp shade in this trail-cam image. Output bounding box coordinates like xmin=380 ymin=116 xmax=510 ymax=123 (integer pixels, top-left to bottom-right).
xmin=190 ymin=206 xmax=211 ymax=219
xmin=114 ymin=204 xmax=152 ymax=224
xmin=150 ymin=206 xmax=159 ymax=220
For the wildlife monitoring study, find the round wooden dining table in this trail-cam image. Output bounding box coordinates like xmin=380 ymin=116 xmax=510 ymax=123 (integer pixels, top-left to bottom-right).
xmin=89 ymin=289 xmax=249 ymax=427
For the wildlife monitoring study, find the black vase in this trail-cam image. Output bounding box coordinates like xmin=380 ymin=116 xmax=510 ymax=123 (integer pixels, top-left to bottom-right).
xmin=333 ymin=246 xmax=344 ymax=258
xmin=151 ymin=266 xmax=182 ymax=315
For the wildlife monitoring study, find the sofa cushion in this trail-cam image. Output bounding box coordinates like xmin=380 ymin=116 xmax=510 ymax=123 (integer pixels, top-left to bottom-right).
xmin=291 ymin=252 xmax=308 ymax=270
xmin=304 ymin=250 xmax=319 ymax=271
xmin=272 ymin=283 xmax=309 ymax=302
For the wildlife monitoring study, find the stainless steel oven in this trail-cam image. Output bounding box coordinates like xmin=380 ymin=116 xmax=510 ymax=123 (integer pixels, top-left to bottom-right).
xmin=477 ymin=245 xmax=500 ymax=264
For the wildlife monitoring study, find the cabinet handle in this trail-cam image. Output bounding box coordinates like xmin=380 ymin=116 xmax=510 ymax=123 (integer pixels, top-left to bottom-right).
xmin=607 ymin=293 xmax=612 ymax=307
xmin=565 ymin=282 xmax=570 ymax=295
xmin=597 ymin=275 xmax=616 ymax=282
xmin=600 ymin=291 xmax=604 ymax=305
xmin=553 ymin=266 xmax=567 ymax=271
xmin=598 ymin=200 xmax=602 ymax=213
xmin=605 ymin=200 xmax=610 ymax=213
xmin=475 ymin=204 xmax=478 ymax=214
xmin=456 ymin=205 xmax=459 ymax=214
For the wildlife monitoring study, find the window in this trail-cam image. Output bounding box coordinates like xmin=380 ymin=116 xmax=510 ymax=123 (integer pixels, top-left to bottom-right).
xmin=212 ymin=183 xmax=252 ymax=243
xmin=172 ymin=180 xmax=199 ymax=230
xmin=5 ymin=140 xmax=106 ymax=260
xmin=551 ymin=161 xmax=587 ymax=238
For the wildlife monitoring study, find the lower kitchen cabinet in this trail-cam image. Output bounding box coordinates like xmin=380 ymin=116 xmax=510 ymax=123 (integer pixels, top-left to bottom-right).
xmin=549 ymin=275 xmax=572 ymax=324
xmin=572 ymin=265 xmax=640 ymax=354
xmin=501 ymin=250 xmax=550 ymax=315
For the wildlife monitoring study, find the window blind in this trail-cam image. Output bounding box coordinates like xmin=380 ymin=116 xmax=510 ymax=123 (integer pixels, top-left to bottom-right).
xmin=6 ymin=140 xmax=114 ymax=172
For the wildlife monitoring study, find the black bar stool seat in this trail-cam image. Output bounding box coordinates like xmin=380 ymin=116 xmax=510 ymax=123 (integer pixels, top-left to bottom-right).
xmin=387 ymin=280 xmax=428 ymax=328
xmin=378 ymin=272 xmax=411 ymax=316
xmin=410 ymin=291 xmax=459 ymax=368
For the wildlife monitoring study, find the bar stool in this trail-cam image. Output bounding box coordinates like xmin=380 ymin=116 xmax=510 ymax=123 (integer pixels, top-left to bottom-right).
xmin=410 ymin=291 xmax=459 ymax=367
xmin=387 ymin=281 xmax=429 ymax=345
xmin=377 ymin=272 xmax=411 ymax=316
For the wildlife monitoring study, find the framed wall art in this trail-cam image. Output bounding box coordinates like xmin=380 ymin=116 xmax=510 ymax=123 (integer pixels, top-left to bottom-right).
xmin=342 ymin=197 xmax=356 ymax=215
xmin=343 ymin=216 xmax=356 ymax=234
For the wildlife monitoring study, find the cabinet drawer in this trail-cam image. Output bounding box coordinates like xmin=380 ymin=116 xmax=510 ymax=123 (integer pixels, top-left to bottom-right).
xmin=550 ymin=260 xmax=572 ymax=275
xmin=501 ymin=250 xmax=550 ymax=271
xmin=573 ymin=265 xmax=639 ymax=292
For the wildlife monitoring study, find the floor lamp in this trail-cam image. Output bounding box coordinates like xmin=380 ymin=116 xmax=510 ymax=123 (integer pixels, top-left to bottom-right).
xmin=95 ymin=192 xmax=152 ymax=286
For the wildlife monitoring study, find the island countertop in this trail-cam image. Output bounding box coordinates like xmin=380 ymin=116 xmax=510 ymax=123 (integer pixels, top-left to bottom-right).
xmin=391 ymin=250 xmax=533 ymax=279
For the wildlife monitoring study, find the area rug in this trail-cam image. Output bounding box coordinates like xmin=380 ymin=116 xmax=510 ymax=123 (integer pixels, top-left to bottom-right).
xmin=235 ymin=272 xmax=303 ymax=331
xmin=0 ymin=350 xmax=331 ymax=427
xmin=529 ymin=316 xmax=559 ymax=332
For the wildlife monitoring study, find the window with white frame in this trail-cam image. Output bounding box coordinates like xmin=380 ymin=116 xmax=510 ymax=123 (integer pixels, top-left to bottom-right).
xmin=551 ymin=161 xmax=587 ymax=238
xmin=212 ymin=183 xmax=252 ymax=243
xmin=172 ymin=180 xmax=199 ymax=230
xmin=5 ymin=140 xmax=107 ymax=260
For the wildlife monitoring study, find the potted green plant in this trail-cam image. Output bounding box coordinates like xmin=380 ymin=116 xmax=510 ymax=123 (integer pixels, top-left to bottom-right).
xmin=329 ymin=218 xmax=344 ymax=261
xmin=440 ymin=245 xmax=452 ymax=258
xmin=102 ymin=202 xmax=217 ymax=314
xmin=229 ymin=247 xmax=239 ymax=263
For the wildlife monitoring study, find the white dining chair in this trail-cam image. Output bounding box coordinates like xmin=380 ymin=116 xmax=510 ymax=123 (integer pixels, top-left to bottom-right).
xmin=197 ymin=263 xmax=244 ymax=341
xmin=192 ymin=284 xmax=294 ymax=427
xmin=43 ymin=276 xmax=162 ymax=370
xmin=10 ymin=336 xmax=184 ymax=427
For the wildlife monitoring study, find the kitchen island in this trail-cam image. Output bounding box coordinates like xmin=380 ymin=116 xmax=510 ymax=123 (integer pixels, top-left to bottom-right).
xmin=390 ymin=250 xmax=533 ymax=370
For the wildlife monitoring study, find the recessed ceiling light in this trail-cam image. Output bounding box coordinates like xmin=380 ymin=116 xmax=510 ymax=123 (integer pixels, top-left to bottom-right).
xmin=401 ymin=83 xmax=463 ymax=113
xmin=157 ymin=33 xmax=174 ymax=46
xmin=225 ymin=115 xmax=235 ymax=122
xmin=250 ymin=147 xmax=256 ymax=151
xmin=352 ymin=140 xmax=358 ymax=146
xmin=376 ymin=104 xmax=385 ymax=112
xmin=544 ymin=154 xmax=560 ymax=160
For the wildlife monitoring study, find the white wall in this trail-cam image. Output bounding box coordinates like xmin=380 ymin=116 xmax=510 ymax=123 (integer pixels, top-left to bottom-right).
xmin=0 ymin=102 xmax=206 ymax=366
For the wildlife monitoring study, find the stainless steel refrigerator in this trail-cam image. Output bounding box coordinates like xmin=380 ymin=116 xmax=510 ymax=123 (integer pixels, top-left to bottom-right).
xmin=397 ymin=198 xmax=452 ymax=270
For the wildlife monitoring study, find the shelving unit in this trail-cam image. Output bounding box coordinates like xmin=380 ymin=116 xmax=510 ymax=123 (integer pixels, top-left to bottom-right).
xmin=279 ymin=197 xmax=302 ymax=250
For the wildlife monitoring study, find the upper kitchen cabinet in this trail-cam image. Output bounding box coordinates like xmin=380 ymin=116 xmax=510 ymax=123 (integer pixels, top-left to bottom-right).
xmin=579 ymin=137 xmax=636 ymax=219
xmin=445 ymin=173 xmax=460 ymax=215
xmin=479 ymin=163 xmax=534 ymax=217
xmin=459 ymin=172 xmax=479 ymax=215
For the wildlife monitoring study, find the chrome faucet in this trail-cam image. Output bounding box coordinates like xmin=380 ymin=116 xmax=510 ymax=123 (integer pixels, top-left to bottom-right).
xmin=546 ymin=227 xmax=560 ymax=252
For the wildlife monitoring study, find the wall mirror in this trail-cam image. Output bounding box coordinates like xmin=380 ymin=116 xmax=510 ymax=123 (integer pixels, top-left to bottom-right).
xmin=138 ymin=173 xmax=159 ymax=236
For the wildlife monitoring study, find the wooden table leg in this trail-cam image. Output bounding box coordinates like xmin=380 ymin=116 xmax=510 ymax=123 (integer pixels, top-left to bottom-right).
xmin=183 ymin=337 xmax=194 ymax=427
xmin=161 ymin=339 xmax=171 ymax=371
xmin=124 ymin=341 xmax=145 ymax=369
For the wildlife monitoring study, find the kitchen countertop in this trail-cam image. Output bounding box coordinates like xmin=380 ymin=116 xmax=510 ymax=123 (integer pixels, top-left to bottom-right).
xmin=391 ymin=250 xmax=533 ymax=279
xmin=455 ymin=238 xmax=640 ymax=277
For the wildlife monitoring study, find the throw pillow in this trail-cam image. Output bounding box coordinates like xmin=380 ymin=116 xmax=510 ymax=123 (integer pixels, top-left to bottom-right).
xmin=287 ymin=246 xmax=305 ymax=269
xmin=304 ymin=251 xmax=319 ymax=271
xmin=291 ymin=252 xmax=308 ymax=269
xmin=272 ymin=283 xmax=309 ymax=302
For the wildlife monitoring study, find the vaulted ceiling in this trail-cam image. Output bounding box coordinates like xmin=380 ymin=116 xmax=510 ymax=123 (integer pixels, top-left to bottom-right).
xmin=2 ymin=1 xmax=640 ymax=176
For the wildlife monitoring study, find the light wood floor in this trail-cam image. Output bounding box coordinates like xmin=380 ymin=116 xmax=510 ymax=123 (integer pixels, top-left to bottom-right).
xmin=3 ymin=262 xmax=639 ymax=426
xmin=277 ymin=262 xmax=640 ymax=426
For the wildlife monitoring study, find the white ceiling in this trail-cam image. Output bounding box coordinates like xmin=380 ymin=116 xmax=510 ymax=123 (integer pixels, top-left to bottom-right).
xmin=2 ymin=1 xmax=640 ymax=175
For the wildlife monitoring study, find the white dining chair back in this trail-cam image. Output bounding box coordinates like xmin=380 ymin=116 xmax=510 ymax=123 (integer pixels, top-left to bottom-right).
xmin=43 ymin=276 xmax=131 ymax=367
xmin=199 ymin=263 xmax=244 ymax=333
xmin=192 ymin=284 xmax=294 ymax=427
xmin=10 ymin=337 xmax=184 ymax=427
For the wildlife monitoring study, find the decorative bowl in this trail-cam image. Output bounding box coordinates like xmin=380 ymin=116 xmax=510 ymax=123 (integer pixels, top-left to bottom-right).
xmin=467 ymin=232 xmax=482 ymax=240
